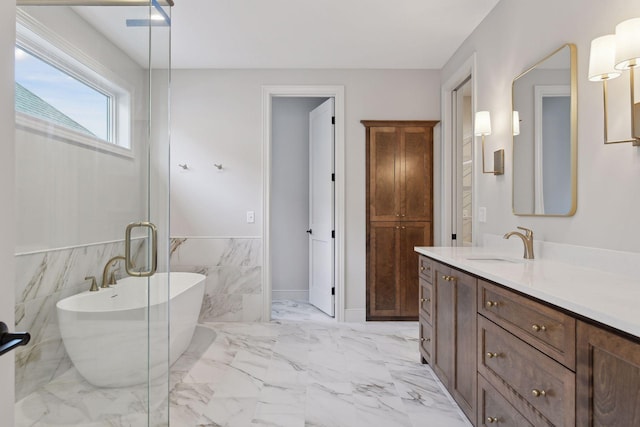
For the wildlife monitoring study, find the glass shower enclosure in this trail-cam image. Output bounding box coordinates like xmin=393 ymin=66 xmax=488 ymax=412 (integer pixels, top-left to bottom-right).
xmin=13 ymin=0 xmax=171 ymax=425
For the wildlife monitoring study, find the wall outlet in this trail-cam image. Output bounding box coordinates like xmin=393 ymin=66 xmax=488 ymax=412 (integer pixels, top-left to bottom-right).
xmin=478 ymin=207 xmax=487 ymax=223
xmin=246 ymin=210 xmax=255 ymax=224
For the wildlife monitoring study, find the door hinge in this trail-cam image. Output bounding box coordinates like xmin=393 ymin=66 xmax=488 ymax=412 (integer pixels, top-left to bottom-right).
xmin=331 ymin=173 xmax=335 ymax=182
xmin=331 ymin=287 xmax=335 ymax=295
xmin=331 ymin=116 xmax=335 ymax=125
xmin=332 ymin=230 xmax=335 ymax=239
xmin=452 ymin=234 xmax=457 ymax=240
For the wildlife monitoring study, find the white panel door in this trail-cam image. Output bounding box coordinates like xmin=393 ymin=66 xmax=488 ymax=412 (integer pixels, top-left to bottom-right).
xmin=308 ymin=98 xmax=335 ymax=316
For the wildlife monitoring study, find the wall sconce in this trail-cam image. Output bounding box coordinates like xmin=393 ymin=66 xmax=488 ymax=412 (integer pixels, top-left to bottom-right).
xmin=512 ymin=111 xmax=521 ymax=136
xmin=588 ymin=17 xmax=640 ymax=145
xmin=475 ymin=111 xmax=504 ymax=175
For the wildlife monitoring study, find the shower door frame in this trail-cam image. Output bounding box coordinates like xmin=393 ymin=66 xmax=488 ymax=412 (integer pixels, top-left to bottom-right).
xmin=8 ymin=1 xmax=172 ymax=425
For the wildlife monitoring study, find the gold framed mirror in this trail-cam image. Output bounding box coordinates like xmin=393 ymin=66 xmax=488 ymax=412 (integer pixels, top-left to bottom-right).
xmin=512 ymin=43 xmax=577 ymax=216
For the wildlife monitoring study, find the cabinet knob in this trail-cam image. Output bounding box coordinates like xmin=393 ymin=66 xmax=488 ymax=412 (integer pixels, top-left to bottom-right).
xmin=486 ymin=352 xmax=499 ymax=359
xmin=532 ymin=324 xmax=547 ymax=332
xmin=486 ymin=417 xmax=498 ymax=423
xmin=420 ymin=266 xmax=425 ymax=271
xmin=531 ymin=389 xmax=546 ymax=397
xmin=485 ymin=300 xmax=498 ymax=308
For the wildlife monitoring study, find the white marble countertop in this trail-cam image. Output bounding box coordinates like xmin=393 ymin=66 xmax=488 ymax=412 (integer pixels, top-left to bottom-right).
xmin=415 ymin=246 xmax=640 ymax=339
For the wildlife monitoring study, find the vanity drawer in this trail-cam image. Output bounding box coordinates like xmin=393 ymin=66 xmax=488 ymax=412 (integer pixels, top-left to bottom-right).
xmin=418 ymin=255 xmax=433 ymax=282
xmin=419 ymin=278 xmax=433 ymax=324
xmin=478 ymin=374 xmax=544 ymax=427
xmin=478 ymin=280 xmax=576 ymax=369
xmin=478 ymin=316 xmax=575 ymax=427
xmin=419 ymin=316 xmax=433 ymax=363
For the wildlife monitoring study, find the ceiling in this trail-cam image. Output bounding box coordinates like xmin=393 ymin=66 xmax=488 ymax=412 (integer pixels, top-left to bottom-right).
xmin=75 ymin=0 xmax=500 ymax=69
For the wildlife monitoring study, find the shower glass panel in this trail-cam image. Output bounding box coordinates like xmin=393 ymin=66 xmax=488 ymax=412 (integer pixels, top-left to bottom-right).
xmin=13 ymin=1 xmax=171 ymax=425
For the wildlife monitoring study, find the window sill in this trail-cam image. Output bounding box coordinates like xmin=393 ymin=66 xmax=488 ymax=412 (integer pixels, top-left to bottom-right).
xmin=16 ymin=112 xmax=134 ymax=159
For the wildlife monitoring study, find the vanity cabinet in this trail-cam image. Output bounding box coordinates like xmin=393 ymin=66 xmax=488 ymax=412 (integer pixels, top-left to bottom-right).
xmin=418 ymin=252 xmax=640 ymax=427
xmin=478 ymin=280 xmax=576 ymax=426
xmin=364 ymin=120 xmax=437 ymax=320
xmin=430 ymin=260 xmax=478 ymax=424
xmin=576 ymin=321 xmax=640 ymax=426
xmin=418 ymin=258 xmax=434 ymax=364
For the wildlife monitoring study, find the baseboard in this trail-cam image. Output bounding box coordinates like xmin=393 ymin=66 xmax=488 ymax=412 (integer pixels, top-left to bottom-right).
xmin=344 ymin=308 xmax=366 ymax=323
xmin=272 ymin=290 xmax=309 ymax=301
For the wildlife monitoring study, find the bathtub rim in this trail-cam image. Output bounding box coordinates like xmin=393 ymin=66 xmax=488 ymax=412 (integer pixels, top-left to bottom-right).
xmin=56 ymin=271 xmax=206 ymax=314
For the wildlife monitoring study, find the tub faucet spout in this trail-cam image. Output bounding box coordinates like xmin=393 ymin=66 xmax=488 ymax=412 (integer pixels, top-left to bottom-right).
xmin=503 ymin=226 xmax=534 ymax=259
xmin=102 ymin=256 xmax=126 ymax=288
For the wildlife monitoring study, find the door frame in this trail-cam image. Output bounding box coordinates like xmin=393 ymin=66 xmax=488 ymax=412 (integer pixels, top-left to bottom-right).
xmin=439 ymin=53 xmax=478 ymax=246
xmin=261 ymin=85 xmax=345 ymax=322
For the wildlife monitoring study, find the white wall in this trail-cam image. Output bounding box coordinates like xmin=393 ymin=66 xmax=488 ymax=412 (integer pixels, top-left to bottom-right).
xmin=171 ymin=69 xmax=441 ymax=313
xmin=0 ymin=0 xmax=15 ymax=420
xmin=442 ymin=0 xmax=640 ymax=253
xmin=15 ymin=6 xmax=147 ymax=253
xmin=271 ymin=97 xmax=327 ymax=300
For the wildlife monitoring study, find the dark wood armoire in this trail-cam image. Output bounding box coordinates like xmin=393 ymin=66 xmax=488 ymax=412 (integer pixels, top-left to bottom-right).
xmin=362 ymin=120 xmax=438 ymax=320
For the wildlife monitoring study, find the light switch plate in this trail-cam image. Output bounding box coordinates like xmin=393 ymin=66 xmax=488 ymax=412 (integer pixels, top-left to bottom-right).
xmin=246 ymin=211 xmax=255 ymax=223
xmin=478 ymin=207 xmax=487 ymax=223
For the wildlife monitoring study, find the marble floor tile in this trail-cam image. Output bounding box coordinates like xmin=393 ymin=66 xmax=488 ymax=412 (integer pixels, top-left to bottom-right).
xmin=15 ymin=300 xmax=471 ymax=427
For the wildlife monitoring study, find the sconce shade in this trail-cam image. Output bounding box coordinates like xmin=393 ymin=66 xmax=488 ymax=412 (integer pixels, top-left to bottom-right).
xmin=589 ymin=35 xmax=621 ymax=81
xmin=615 ymin=18 xmax=640 ymax=70
xmin=474 ymin=111 xmax=492 ymax=136
xmin=512 ymin=111 xmax=520 ymax=136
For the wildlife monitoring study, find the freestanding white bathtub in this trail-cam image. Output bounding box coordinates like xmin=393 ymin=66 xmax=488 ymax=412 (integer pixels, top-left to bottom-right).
xmin=57 ymin=272 xmax=205 ymax=387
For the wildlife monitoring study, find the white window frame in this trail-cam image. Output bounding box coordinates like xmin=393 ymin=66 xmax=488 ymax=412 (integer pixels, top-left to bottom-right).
xmin=15 ymin=11 xmax=134 ymax=158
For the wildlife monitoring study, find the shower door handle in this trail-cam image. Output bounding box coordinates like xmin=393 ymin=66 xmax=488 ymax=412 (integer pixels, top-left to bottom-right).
xmin=125 ymin=221 xmax=158 ymax=277
xmin=0 ymin=322 xmax=30 ymax=357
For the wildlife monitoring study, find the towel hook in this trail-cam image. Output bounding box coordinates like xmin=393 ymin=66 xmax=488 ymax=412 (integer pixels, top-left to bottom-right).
xmin=214 ymin=164 xmax=223 ymax=170
xmin=178 ymin=163 xmax=189 ymax=170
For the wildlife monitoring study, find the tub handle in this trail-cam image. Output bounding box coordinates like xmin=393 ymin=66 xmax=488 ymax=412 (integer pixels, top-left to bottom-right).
xmin=0 ymin=322 xmax=30 ymax=357
xmin=125 ymin=222 xmax=158 ymax=277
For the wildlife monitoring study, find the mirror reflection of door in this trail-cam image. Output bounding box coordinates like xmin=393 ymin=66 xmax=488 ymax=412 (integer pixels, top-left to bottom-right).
xmin=534 ymin=86 xmax=571 ymax=214
xmin=452 ymin=77 xmax=473 ymax=247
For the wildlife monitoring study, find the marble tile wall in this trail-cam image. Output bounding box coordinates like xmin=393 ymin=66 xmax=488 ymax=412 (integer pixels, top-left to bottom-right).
xmin=170 ymin=237 xmax=263 ymax=322
xmin=14 ymin=240 xmax=144 ymax=401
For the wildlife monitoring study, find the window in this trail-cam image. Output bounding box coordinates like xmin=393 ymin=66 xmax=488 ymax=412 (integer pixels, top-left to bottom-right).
xmin=15 ymin=15 xmax=132 ymax=156
xmin=15 ymin=46 xmax=112 ymax=141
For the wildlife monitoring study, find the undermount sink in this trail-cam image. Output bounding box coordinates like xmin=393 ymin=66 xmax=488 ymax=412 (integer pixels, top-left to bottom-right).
xmin=465 ymin=256 xmax=525 ymax=264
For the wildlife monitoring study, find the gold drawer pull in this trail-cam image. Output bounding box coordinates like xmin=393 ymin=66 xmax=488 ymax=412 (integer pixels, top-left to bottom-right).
xmin=420 ymin=298 xmax=431 ymax=303
xmin=441 ymin=275 xmax=456 ymax=282
xmin=486 ymin=417 xmax=498 ymax=423
xmin=485 ymin=300 xmax=498 ymax=308
xmin=420 ymin=337 xmax=431 ymax=343
xmin=531 ymin=389 xmax=547 ymax=397
xmin=486 ymin=352 xmax=499 ymax=359
xmin=420 ymin=266 xmax=425 ymax=271
xmin=532 ymin=324 xmax=547 ymax=332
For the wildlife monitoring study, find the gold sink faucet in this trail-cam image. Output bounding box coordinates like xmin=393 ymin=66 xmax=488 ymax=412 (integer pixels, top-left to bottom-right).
xmin=504 ymin=226 xmax=534 ymax=259
xmin=102 ymin=255 xmax=127 ymax=288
